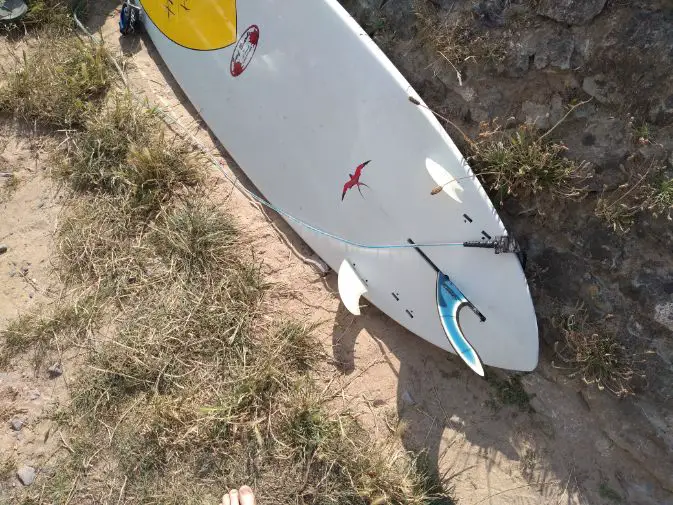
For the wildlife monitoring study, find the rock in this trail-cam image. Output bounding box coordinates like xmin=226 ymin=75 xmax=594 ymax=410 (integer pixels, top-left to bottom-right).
xmin=648 ymin=95 xmax=673 ymax=125
xmin=536 ymin=0 xmax=607 ymax=26
xmin=17 ymin=465 xmax=36 ymax=486
xmin=379 ymin=0 xmax=415 ymax=39
xmin=520 ymin=101 xmax=551 ymax=129
xmin=654 ymin=302 xmax=673 ymax=333
xmin=47 ymin=363 xmax=63 ymax=378
xmin=549 ymin=94 xmax=564 ymax=123
xmin=472 ymin=0 xmax=506 ymax=28
xmin=582 ymin=74 xmax=621 ymax=104
xmin=533 ymin=33 xmax=574 ymax=70
xmin=10 ymin=417 xmax=24 ymax=431
xmin=562 ymin=118 xmax=629 ymax=171
xmin=0 ymin=244 xmax=7 ymax=255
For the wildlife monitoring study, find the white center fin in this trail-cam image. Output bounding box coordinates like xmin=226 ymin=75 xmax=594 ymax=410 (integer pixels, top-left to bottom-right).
xmin=426 ymin=157 xmax=464 ymax=203
xmin=338 ymin=260 xmax=368 ymax=315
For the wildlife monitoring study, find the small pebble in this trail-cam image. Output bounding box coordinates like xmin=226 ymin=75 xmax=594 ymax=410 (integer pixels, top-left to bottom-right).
xmin=17 ymin=465 xmax=36 ymax=486
xmin=10 ymin=418 xmax=24 ymax=431
xmin=47 ymin=363 xmax=63 ymax=378
xmin=0 ymin=244 xmax=7 ymax=255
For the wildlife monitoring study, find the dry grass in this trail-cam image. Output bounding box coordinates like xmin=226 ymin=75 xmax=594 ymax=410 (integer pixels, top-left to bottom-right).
xmin=149 ymin=201 xmax=239 ymax=278
xmin=650 ymin=176 xmax=673 ymax=217
xmin=0 ymin=296 xmax=99 ymax=372
xmin=4 ymin=84 xmax=453 ymax=503
xmin=469 ymin=124 xmax=588 ymax=205
xmin=0 ymin=35 xmax=116 ymax=128
xmin=55 ymin=95 xmax=205 ymax=214
xmin=595 ymin=163 xmax=673 ymax=232
xmin=414 ymin=0 xmax=506 ymax=79
xmin=553 ymin=308 xmax=648 ymax=398
xmin=0 ymin=23 xmax=454 ymax=503
xmin=25 ymin=0 xmax=85 ymax=29
xmin=0 ymin=455 xmax=15 ymax=482
xmin=1 ymin=0 xmax=88 ymax=33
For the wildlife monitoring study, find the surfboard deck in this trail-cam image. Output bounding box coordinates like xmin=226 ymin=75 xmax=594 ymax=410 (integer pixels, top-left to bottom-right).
xmin=135 ymin=0 xmax=539 ymax=372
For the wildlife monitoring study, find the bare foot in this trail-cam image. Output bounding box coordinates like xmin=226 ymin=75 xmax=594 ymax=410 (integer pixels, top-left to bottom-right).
xmin=222 ymin=486 xmax=256 ymax=505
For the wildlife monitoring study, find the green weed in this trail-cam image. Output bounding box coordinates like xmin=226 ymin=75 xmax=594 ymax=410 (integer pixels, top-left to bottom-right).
xmin=470 ymin=125 xmax=588 ymax=204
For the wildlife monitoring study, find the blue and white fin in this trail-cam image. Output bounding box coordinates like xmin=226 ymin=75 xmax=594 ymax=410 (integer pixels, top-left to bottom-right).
xmin=338 ymin=260 xmax=367 ymax=316
xmin=436 ymin=273 xmax=485 ymax=376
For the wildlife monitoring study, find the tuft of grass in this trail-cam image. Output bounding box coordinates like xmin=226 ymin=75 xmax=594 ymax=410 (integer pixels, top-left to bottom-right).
xmin=0 ymin=455 xmax=15 ymax=482
xmin=0 ymin=297 xmax=99 ymax=371
xmin=414 ymin=0 xmax=506 ymax=77
xmin=55 ymin=195 xmax=151 ymax=296
xmin=650 ymin=175 xmax=673 ymax=218
xmin=470 ymin=124 xmax=588 ymax=204
xmin=595 ymin=165 xmax=673 ymax=232
xmin=150 ymin=201 xmax=239 ymax=278
xmin=55 ymin=95 xmax=205 ymax=214
xmin=519 ymin=448 xmax=537 ymax=478
xmin=553 ymin=308 xmax=647 ymax=398
xmin=599 ymin=482 xmax=622 ymax=502
xmin=24 ymin=0 xmax=84 ymax=30
xmin=0 ymin=35 xmax=116 ymax=128
xmin=0 ymin=0 xmax=84 ymax=34
xmin=633 ymin=122 xmax=651 ymax=145
xmin=487 ymin=374 xmax=532 ymax=411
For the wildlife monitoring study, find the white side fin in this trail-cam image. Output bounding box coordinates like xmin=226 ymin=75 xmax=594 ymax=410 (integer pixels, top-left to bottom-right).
xmin=426 ymin=157 xmax=464 ymax=203
xmin=338 ymin=260 xmax=367 ymax=315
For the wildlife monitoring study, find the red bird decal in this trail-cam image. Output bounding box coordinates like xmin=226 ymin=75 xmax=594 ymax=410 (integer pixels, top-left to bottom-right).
xmin=342 ymin=160 xmax=371 ymax=200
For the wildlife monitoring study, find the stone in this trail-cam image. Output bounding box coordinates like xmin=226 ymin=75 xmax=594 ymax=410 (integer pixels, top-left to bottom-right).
xmin=47 ymin=363 xmax=63 ymax=378
xmin=472 ymin=0 xmax=506 ymax=28
xmin=654 ymin=302 xmax=673 ymax=333
xmin=17 ymin=465 xmax=36 ymax=486
xmin=10 ymin=417 xmax=24 ymax=431
xmin=582 ymin=74 xmax=621 ymax=104
xmin=380 ymin=0 xmax=415 ymax=39
xmin=648 ymin=95 xmax=673 ymax=125
xmin=562 ymin=118 xmax=629 ymax=171
xmin=534 ymin=34 xmax=574 ymax=70
xmin=0 ymin=244 xmax=7 ymax=255
xmin=520 ymin=101 xmax=551 ymax=129
xmin=536 ymin=0 xmax=607 ymax=26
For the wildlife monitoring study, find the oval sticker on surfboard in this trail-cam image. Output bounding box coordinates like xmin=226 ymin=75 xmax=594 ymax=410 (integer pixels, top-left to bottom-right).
xmin=231 ymin=25 xmax=260 ymax=77
xmin=140 ymin=0 xmax=237 ymax=51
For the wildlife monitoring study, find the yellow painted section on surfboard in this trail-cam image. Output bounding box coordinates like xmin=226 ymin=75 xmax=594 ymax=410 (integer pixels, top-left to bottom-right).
xmin=141 ymin=0 xmax=237 ymax=51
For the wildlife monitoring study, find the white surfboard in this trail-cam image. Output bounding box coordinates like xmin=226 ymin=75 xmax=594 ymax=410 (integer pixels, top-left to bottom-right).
xmin=132 ymin=0 xmax=539 ymax=373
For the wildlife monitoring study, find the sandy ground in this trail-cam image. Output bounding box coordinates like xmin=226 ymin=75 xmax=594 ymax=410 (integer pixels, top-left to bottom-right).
xmin=1 ymin=3 xmax=671 ymax=505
